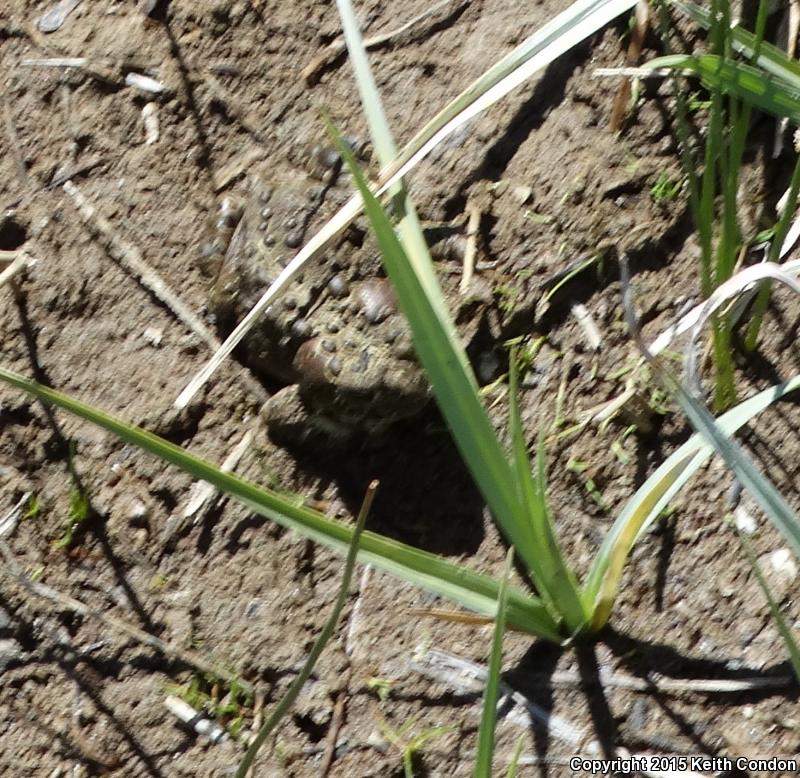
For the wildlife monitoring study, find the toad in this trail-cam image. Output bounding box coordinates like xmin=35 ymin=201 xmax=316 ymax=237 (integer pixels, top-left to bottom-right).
xmin=202 ymin=147 xmax=474 ymax=443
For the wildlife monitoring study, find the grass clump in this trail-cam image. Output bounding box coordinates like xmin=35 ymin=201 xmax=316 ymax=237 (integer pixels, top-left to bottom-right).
xmin=652 ymin=0 xmax=800 ymax=409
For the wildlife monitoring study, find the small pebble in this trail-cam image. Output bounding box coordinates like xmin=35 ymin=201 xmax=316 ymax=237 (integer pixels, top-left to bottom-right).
xmin=127 ymin=498 xmax=149 ymax=526
xmin=143 ymin=327 xmax=163 ymax=347
xmin=0 ymin=638 xmax=24 ymax=671
xmin=768 ymin=548 xmax=797 ymax=579
xmin=733 ymin=505 xmax=757 ymax=535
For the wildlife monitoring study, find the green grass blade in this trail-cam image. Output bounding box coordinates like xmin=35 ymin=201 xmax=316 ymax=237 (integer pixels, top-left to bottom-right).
xmin=329 ymin=127 xmax=590 ymax=634
xmin=647 ymin=54 xmax=800 ymax=124
xmin=674 ymin=1 xmax=800 ymax=89
xmin=0 ymin=366 xmax=561 ymax=641
xmin=235 ymin=483 xmax=372 ymax=777
xmin=733 ymin=526 xmax=800 ymax=683
xmin=584 ymin=373 xmax=800 ymax=629
xmin=335 ymin=0 xmax=468 ymax=370
xmin=474 ymin=547 xmax=513 ymax=778
xmin=505 ymin=736 xmax=526 ymax=778
xmin=668 ymin=373 xmax=800 ymax=556
xmin=508 ymin=348 xmax=585 ymax=627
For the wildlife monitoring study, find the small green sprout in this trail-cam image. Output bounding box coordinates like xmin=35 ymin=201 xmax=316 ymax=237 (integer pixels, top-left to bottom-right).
xmin=24 ymin=494 xmax=42 ymax=520
xmin=649 ymin=170 xmax=683 ymax=204
xmin=148 ymin=573 xmax=171 ymax=591
xmin=54 ymin=486 xmax=92 ymax=549
xmin=686 ymin=90 xmax=712 ymax=112
xmin=523 ymin=210 xmax=554 ymax=225
xmin=493 ymin=283 xmax=519 ymax=313
xmin=566 ymin=459 xmax=608 ymax=511
xmin=27 ymin=566 xmax=45 ymax=582
xmin=365 ymin=677 xmax=395 ymax=702
xmin=166 ymin=672 xmax=252 ymax=739
xmin=378 ymin=716 xmax=456 ymax=778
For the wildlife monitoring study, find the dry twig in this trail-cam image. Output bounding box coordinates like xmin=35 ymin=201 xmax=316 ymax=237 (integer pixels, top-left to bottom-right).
xmin=62 ymin=180 xmax=221 ymax=351
xmin=459 ymin=203 xmax=481 ymax=294
xmin=302 ymin=0 xmax=467 ymax=85
xmin=0 ymin=250 xmax=36 ymax=289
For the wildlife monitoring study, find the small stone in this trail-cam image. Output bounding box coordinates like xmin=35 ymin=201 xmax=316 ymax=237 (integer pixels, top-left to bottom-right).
xmin=127 ymin=498 xmax=149 ymax=526
xmin=512 ymin=185 xmax=533 ymax=204
xmin=733 ymin=505 xmax=757 ymax=534
xmin=143 ymin=327 xmax=163 ymax=347
xmin=0 ymin=638 xmax=24 ymax=671
xmin=366 ymin=729 xmax=390 ymax=752
xmin=244 ymin=599 xmax=263 ymax=619
xmin=768 ymin=548 xmax=797 ymax=579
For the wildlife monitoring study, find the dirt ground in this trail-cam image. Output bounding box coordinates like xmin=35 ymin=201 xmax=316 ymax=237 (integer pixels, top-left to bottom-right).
xmin=2 ymin=0 xmax=800 ymax=776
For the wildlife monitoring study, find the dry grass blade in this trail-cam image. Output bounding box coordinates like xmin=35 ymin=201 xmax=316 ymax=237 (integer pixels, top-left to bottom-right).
xmin=0 ymin=250 xmax=35 ymax=288
xmin=302 ymin=0 xmax=464 ymax=85
xmin=684 ymin=263 xmax=800 ymax=391
xmin=609 ymin=0 xmax=650 ymax=131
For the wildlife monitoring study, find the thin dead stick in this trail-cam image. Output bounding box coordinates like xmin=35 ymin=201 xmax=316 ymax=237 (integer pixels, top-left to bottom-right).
xmin=609 ymin=0 xmax=649 ymax=132
xmin=0 ymin=540 xmax=253 ymax=694
xmin=63 ymin=181 xmax=221 ymax=351
xmin=49 ymin=157 xmax=105 ymax=188
xmin=184 ymin=429 xmax=254 ymax=522
xmin=318 ymin=691 xmax=347 ymax=777
xmin=302 ymin=0 xmax=466 ymax=84
xmin=459 ymin=203 xmax=480 ymax=293
xmin=0 ymin=492 xmax=31 ymax=539
xmin=0 ymin=251 xmax=35 ymax=288
xmin=525 ymin=667 xmax=793 ymax=693
xmin=411 ymin=648 xmax=586 ymax=747
xmin=161 ymin=428 xmax=255 ymax=547
xmin=21 ymin=57 xmax=123 ymax=87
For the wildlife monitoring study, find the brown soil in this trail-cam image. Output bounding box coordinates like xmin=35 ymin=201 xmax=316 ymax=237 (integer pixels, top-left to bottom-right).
xmin=2 ymin=1 xmax=800 ymax=776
